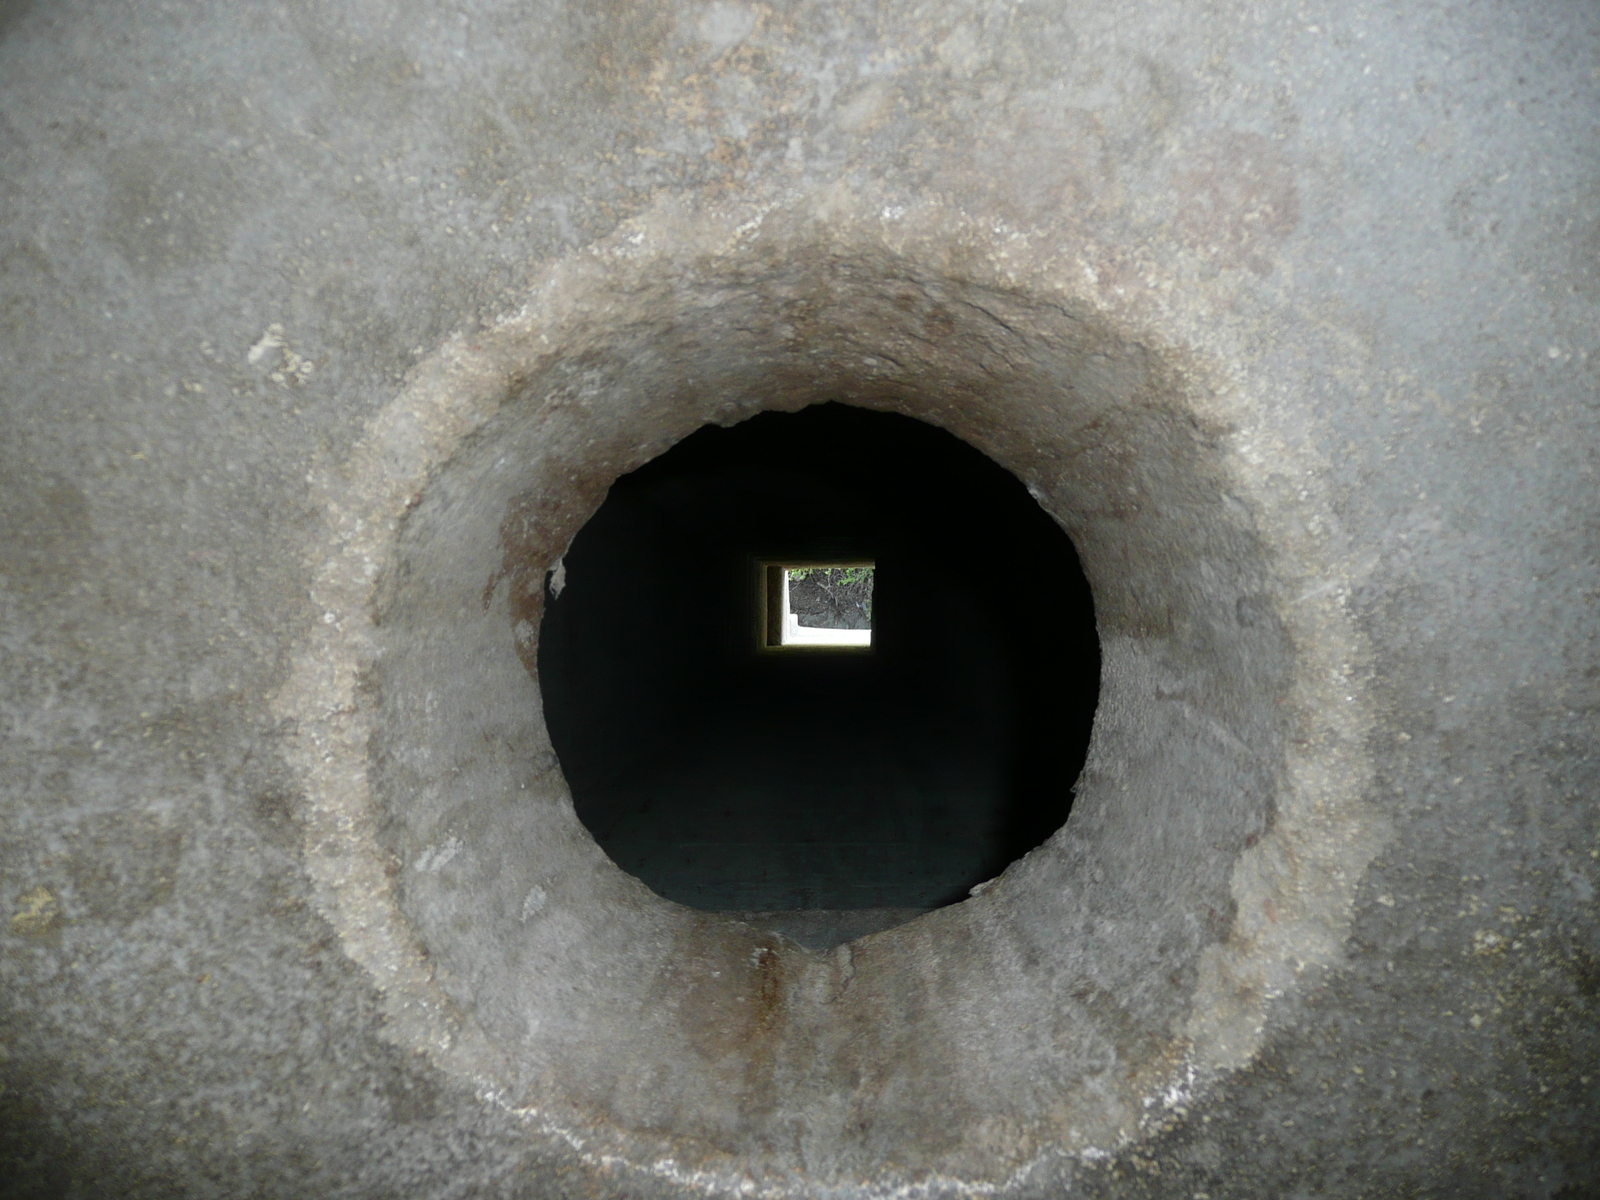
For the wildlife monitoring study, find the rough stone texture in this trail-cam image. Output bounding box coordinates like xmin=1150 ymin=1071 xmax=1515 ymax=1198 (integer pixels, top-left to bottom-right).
xmin=1 ymin=1 xmax=1596 ymax=1198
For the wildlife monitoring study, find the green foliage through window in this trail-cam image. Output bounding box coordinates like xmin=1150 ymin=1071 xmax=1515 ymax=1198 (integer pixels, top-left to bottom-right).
xmin=786 ymin=565 xmax=874 ymax=626
xmin=788 ymin=566 xmax=873 ymax=587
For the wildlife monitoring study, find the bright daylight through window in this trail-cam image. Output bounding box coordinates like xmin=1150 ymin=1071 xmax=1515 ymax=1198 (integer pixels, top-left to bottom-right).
xmin=760 ymin=562 xmax=874 ymax=649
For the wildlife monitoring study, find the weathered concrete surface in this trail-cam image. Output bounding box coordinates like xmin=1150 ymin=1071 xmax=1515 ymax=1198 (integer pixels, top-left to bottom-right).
xmin=1 ymin=1 xmax=1596 ymax=1197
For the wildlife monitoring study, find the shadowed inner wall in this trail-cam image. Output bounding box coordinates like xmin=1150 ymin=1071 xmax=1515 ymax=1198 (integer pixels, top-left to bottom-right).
xmin=537 ymin=403 xmax=1100 ymax=939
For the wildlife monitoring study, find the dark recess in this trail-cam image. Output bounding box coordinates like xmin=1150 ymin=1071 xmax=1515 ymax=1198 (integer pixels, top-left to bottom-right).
xmin=537 ymin=403 xmax=1099 ymax=913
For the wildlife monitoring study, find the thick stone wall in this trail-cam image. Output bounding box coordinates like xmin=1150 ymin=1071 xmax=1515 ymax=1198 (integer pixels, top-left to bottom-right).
xmin=1 ymin=1 xmax=1595 ymax=1197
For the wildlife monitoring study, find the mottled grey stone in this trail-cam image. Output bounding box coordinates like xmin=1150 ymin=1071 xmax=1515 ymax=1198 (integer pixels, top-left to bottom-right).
xmin=1 ymin=0 xmax=1596 ymax=1197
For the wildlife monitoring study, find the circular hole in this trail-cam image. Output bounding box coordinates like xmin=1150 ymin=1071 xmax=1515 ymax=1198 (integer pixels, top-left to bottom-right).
xmin=353 ymin=269 xmax=1290 ymax=1177
xmin=355 ymin=268 xmax=1289 ymax=1174
xmin=287 ymin=234 xmax=1377 ymax=1191
xmin=537 ymin=402 xmax=1100 ymax=945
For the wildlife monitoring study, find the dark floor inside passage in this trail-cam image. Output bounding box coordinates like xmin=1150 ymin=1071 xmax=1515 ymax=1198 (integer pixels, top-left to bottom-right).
xmin=537 ymin=403 xmax=1100 ymax=945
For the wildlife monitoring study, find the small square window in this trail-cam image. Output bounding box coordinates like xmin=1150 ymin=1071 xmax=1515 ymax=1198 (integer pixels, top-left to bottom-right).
xmin=756 ymin=561 xmax=874 ymax=651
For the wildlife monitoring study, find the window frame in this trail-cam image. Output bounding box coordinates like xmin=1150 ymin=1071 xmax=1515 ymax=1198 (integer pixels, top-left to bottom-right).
xmin=752 ymin=557 xmax=876 ymax=653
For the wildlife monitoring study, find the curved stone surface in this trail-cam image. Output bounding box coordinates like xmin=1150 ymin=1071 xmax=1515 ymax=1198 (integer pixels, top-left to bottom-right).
xmin=1 ymin=1 xmax=1595 ymax=1197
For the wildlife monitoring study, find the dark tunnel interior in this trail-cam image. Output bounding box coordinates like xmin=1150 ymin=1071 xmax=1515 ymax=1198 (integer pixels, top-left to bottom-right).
xmin=537 ymin=403 xmax=1100 ymax=932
